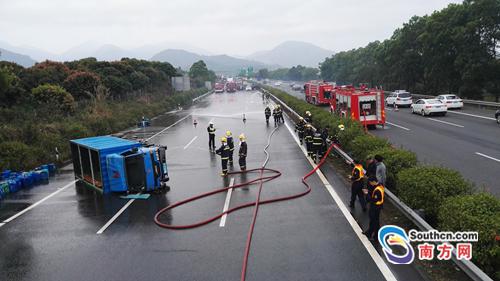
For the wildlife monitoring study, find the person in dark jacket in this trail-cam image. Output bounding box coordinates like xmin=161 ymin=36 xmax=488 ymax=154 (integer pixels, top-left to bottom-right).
xmin=365 ymin=156 xmax=377 ymax=179
xmin=215 ymin=137 xmax=230 ymax=176
xmin=265 ymin=106 xmax=271 ymax=124
xmin=349 ymin=159 xmax=366 ymax=211
xmin=272 ymin=107 xmax=279 ymax=127
xmin=226 ymin=131 xmax=234 ymax=165
xmin=320 ymin=127 xmax=329 ymax=157
xmin=207 ymin=122 xmax=216 ymax=152
xmin=238 ymin=134 xmax=247 ymax=171
xmin=363 ymin=177 xmax=385 ymax=240
xmin=295 ymin=117 xmax=306 ymax=144
xmin=304 ymin=124 xmax=314 ymax=157
xmin=312 ymin=128 xmax=324 ymax=163
xmin=305 ymin=111 xmax=312 ymax=123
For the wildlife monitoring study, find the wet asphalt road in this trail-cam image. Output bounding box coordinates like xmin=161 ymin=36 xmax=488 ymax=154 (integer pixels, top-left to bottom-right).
xmin=0 ymin=91 xmax=419 ymax=281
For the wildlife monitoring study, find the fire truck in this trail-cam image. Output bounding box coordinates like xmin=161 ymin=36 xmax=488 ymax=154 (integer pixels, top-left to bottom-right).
xmin=214 ymin=82 xmax=225 ymax=93
xmin=225 ymin=81 xmax=237 ymax=93
xmin=304 ymin=81 xmax=334 ymax=105
xmin=330 ymin=85 xmax=386 ymax=129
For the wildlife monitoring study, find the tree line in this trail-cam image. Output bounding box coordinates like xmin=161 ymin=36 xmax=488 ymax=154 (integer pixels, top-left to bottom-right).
xmin=0 ymin=57 xmax=209 ymax=170
xmin=257 ymin=65 xmax=319 ymax=81
xmin=320 ymin=0 xmax=500 ymax=101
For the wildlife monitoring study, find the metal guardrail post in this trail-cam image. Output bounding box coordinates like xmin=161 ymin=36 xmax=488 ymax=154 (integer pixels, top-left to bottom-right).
xmin=261 ymin=87 xmax=494 ymax=281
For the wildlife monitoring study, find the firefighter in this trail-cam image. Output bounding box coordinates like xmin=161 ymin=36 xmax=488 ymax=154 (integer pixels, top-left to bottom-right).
xmin=272 ymin=107 xmax=279 ymax=127
xmin=238 ymin=134 xmax=247 ymax=171
xmin=207 ymin=122 xmax=216 ymax=152
xmin=277 ymin=105 xmax=284 ymax=123
xmin=215 ymin=137 xmax=230 ymax=176
xmin=312 ymin=127 xmax=324 ymax=163
xmin=265 ymin=106 xmax=271 ymax=124
xmin=226 ymin=131 xmax=235 ymax=165
xmin=295 ymin=117 xmax=306 ymax=144
xmin=321 ymin=127 xmax=329 ymax=157
xmin=363 ymin=177 xmax=385 ymax=240
xmin=305 ymin=111 xmax=312 ymax=123
xmin=349 ymin=159 xmax=366 ymax=211
xmin=304 ymin=124 xmax=314 ymax=157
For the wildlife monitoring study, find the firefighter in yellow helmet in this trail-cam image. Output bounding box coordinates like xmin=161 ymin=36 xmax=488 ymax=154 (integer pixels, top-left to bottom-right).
xmin=305 ymin=111 xmax=312 ymax=123
xmin=238 ymin=134 xmax=247 ymax=171
xmin=349 ymin=159 xmax=366 ymax=211
xmin=215 ymin=137 xmax=230 ymax=176
xmin=226 ymin=130 xmax=234 ymax=165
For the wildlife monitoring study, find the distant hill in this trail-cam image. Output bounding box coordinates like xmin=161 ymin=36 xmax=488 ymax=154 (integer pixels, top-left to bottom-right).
xmin=151 ymin=49 xmax=268 ymax=75
xmin=0 ymin=48 xmax=37 ymax=67
xmin=247 ymin=41 xmax=333 ymax=68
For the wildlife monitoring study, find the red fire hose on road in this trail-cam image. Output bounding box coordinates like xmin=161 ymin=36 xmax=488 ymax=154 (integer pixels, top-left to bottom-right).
xmin=154 ymin=129 xmax=337 ymax=281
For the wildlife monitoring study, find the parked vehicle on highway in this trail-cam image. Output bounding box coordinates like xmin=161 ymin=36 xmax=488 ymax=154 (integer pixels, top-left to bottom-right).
xmin=304 ymin=80 xmax=333 ymax=105
xmin=245 ymin=85 xmax=252 ymax=91
xmin=436 ymin=94 xmax=464 ymax=109
xmin=274 ymin=81 xmax=282 ymax=86
xmin=411 ymin=99 xmax=447 ymax=116
xmin=292 ymin=84 xmax=302 ymax=91
xmin=496 ymin=109 xmax=500 ymax=124
xmin=386 ymin=90 xmax=412 ymax=107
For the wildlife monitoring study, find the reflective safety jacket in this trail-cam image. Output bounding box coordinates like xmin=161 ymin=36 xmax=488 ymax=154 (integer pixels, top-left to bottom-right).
xmin=304 ymin=129 xmax=314 ymax=143
xmin=216 ymin=144 xmax=230 ymax=160
xmin=370 ymin=184 xmax=385 ymax=207
xmin=295 ymin=120 xmax=306 ymax=133
xmin=265 ymin=108 xmax=271 ymax=116
xmin=239 ymin=141 xmax=247 ymax=157
xmin=312 ymin=133 xmax=323 ymax=147
xmin=351 ymin=164 xmax=365 ymax=182
xmin=227 ymin=136 xmax=234 ymax=151
xmin=207 ymin=126 xmax=216 ymax=135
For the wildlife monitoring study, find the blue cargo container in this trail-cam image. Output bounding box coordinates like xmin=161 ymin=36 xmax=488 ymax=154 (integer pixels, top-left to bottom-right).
xmin=70 ymin=136 xmax=142 ymax=194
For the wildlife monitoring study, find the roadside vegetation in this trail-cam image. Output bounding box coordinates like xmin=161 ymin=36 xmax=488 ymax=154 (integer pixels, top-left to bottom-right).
xmin=319 ymin=0 xmax=500 ymax=101
xmin=257 ymin=65 xmax=319 ymax=82
xmin=0 ymin=58 xmax=208 ymax=171
xmin=265 ymin=85 xmax=500 ymax=280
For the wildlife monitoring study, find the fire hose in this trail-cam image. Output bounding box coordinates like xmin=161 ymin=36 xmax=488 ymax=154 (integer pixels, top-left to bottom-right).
xmin=154 ymin=128 xmax=337 ymax=281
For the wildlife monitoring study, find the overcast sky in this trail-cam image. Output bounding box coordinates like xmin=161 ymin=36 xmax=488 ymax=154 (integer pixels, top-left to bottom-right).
xmin=0 ymin=0 xmax=462 ymax=56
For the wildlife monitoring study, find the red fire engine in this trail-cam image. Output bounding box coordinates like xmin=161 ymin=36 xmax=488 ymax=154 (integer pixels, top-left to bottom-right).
xmin=330 ymin=85 xmax=386 ymax=129
xmin=304 ymin=81 xmax=333 ymax=105
xmin=225 ymin=81 xmax=237 ymax=93
xmin=214 ymin=82 xmax=225 ymax=93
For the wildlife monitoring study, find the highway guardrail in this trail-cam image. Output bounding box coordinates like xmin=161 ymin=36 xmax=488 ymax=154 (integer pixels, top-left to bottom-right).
xmin=192 ymin=90 xmax=213 ymax=102
xmin=260 ymin=87 xmax=494 ymax=281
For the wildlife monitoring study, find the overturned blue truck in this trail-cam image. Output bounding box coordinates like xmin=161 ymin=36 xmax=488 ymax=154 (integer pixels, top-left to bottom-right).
xmin=70 ymin=136 xmax=169 ymax=194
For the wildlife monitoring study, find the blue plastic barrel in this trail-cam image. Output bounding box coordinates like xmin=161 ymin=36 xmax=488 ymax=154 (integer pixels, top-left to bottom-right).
xmin=8 ymin=179 xmax=19 ymax=193
xmin=0 ymin=181 xmax=9 ymax=197
xmin=34 ymin=169 xmax=49 ymax=182
xmin=21 ymin=172 xmax=34 ymax=188
xmin=2 ymin=170 xmax=11 ymax=179
xmin=48 ymin=164 xmax=56 ymax=176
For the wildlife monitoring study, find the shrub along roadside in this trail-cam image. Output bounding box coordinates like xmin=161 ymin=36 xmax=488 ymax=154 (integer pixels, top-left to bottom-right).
xmin=264 ymin=85 xmax=499 ymax=279
xmin=0 ymin=88 xmax=207 ymax=171
xmin=438 ymin=193 xmax=500 ymax=279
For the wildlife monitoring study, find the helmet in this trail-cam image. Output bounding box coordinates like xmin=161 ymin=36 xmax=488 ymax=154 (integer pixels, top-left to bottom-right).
xmin=220 ymin=137 xmax=227 ymax=142
xmin=239 ymin=133 xmax=246 ymax=140
xmin=338 ymin=124 xmax=345 ymax=131
xmin=306 ymin=111 xmax=311 ymax=115
xmin=299 ymin=117 xmax=304 ymax=121
xmin=226 ymin=130 xmax=232 ymax=136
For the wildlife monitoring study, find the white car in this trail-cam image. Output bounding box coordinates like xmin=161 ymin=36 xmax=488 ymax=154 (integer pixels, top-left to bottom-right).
xmin=411 ymin=99 xmax=447 ymax=116
xmin=436 ymin=94 xmax=463 ymax=109
xmin=274 ymin=82 xmax=282 ymax=86
xmin=245 ymin=85 xmax=252 ymax=91
xmin=386 ymin=90 xmax=413 ymax=107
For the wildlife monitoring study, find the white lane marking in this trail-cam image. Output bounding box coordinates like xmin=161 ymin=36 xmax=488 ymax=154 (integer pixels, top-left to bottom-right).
xmin=428 ymin=118 xmax=464 ymax=128
xmin=475 ymin=152 xmax=500 ymax=163
xmin=96 ymin=199 xmax=136 ymax=234
xmin=0 ymin=223 xmax=5 ymax=227
xmin=146 ymin=114 xmax=191 ymax=141
xmin=219 ymin=178 xmax=235 ymax=227
xmin=386 ymin=121 xmax=410 ymax=131
xmin=448 ymin=110 xmax=496 ymax=121
xmin=183 ymin=136 xmax=198 ymax=150
xmin=283 ymin=121 xmax=397 ymax=281
xmin=1 ymin=180 xmax=77 ymax=227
